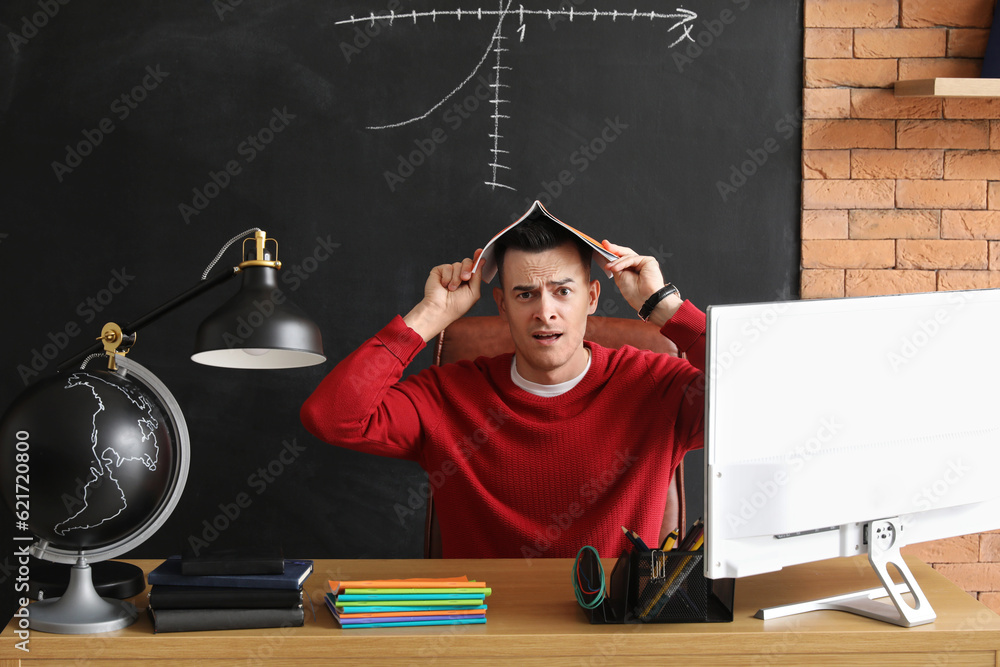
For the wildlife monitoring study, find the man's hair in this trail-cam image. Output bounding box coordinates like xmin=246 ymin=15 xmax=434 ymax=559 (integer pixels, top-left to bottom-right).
xmin=494 ymin=217 xmax=592 ymax=287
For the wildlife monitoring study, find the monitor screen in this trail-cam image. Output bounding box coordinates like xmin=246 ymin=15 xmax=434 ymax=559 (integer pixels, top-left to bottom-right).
xmin=704 ymin=288 xmax=1000 ymax=581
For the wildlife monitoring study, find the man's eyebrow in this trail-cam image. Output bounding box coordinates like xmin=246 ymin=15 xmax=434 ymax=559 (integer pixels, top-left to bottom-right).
xmin=511 ymin=278 xmax=576 ymax=292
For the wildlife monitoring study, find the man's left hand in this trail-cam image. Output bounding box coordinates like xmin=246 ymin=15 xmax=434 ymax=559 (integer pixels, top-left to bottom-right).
xmin=601 ymin=240 xmax=682 ymax=327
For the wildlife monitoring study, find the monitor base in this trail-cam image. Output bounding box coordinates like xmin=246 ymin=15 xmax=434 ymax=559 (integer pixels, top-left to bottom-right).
xmin=756 ymin=517 xmax=936 ymax=627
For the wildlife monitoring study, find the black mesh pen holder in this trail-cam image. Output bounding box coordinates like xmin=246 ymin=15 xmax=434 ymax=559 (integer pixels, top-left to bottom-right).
xmin=587 ymin=548 xmax=734 ymax=624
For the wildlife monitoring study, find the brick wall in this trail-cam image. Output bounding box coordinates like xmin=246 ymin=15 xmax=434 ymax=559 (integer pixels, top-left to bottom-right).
xmin=801 ymin=0 xmax=1000 ymax=612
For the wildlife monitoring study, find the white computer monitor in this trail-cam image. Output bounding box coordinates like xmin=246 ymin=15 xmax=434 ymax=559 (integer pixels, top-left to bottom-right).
xmin=704 ymin=288 xmax=1000 ymax=626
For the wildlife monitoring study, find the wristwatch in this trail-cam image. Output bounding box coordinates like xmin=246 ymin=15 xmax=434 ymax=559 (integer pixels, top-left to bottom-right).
xmin=638 ymin=283 xmax=680 ymax=321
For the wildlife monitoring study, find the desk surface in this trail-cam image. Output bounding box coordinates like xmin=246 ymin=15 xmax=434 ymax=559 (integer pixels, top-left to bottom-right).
xmin=2 ymin=555 xmax=999 ymax=666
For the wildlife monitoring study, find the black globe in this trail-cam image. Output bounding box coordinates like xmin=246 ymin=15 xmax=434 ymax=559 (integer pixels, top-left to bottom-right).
xmin=1 ymin=366 xmax=179 ymax=552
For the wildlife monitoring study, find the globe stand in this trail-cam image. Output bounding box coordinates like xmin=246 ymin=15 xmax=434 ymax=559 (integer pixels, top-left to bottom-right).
xmin=28 ymin=556 xmax=139 ymax=634
xmin=30 ymin=558 xmax=145 ymax=601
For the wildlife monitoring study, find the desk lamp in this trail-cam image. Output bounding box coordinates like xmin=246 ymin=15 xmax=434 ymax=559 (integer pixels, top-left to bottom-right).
xmin=0 ymin=228 xmax=326 ymax=634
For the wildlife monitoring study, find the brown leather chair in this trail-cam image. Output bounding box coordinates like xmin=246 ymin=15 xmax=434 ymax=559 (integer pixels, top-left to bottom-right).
xmin=424 ymin=315 xmax=687 ymax=558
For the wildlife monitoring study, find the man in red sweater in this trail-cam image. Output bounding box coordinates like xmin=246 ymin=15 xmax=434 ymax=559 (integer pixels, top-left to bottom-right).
xmin=300 ymin=212 xmax=705 ymax=558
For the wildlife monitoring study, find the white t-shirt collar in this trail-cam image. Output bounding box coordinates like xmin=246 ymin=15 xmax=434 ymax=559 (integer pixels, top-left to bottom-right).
xmin=510 ymin=350 xmax=591 ymax=397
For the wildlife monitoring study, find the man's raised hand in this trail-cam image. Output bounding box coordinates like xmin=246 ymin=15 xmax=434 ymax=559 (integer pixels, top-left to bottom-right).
xmin=404 ymin=249 xmax=483 ymax=342
xmin=601 ymin=240 xmax=681 ymax=327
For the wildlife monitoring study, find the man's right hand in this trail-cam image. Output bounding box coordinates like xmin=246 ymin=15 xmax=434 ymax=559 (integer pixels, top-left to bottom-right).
xmin=403 ymin=249 xmax=483 ymax=342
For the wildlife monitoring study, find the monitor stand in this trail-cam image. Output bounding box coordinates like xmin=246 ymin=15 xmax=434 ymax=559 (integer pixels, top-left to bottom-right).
xmin=755 ymin=517 xmax=936 ymax=627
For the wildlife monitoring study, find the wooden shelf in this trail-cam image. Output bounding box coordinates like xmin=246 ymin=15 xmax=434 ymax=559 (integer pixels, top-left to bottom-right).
xmin=894 ymin=77 xmax=1000 ymax=97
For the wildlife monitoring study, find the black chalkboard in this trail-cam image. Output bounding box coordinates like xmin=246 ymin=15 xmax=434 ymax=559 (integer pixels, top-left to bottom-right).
xmin=0 ymin=0 xmax=801 ymax=619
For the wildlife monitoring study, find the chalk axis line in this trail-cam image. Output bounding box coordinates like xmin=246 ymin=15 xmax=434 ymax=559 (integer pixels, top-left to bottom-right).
xmin=337 ymin=5 xmax=697 ymax=192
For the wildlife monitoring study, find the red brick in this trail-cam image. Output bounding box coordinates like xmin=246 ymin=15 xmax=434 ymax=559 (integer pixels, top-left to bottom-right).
xmin=992 ymin=241 xmax=1000 ymax=269
xmin=902 ymin=534 xmax=980 ymax=563
xmin=855 ymin=28 xmax=946 ymax=57
xmin=992 ymin=121 xmax=1000 ymax=150
xmin=801 ymin=269 xmax=846 ymax=298
xmin=897 ymin=239 xmax=988 ymax=269
xmin=806 ymin=0 xmax=899 ymax=28
xmin=804 ymin=59 xmax=898 ymax=88
xmin=850 ymin=88 xmax=941 ymax=119
xmin=803 ymin=179 xmax=895 ymax=209
xmin=803 ymin=119 xmax=896 ymax=149
xmin=803 ymin=150 xmax=851 ymax=179
xmin=898 ymin=57 xmax=982 ymax=80
xmin=802 ymin=240 xmax=895 ymax=268
xmin=947 ymin=28 xmax=991 ymax=57
xmin=849 ymin=209 xmax=940 ymax=238
xmin=803 ymin=210 xmax=849 ymax=239
xmin=944 ymin=98 xmax=1000 ymax=119
xmin=943 ymin=150 xmax=1000 ymax=179
xmin=851 ymin=149 xmax=943 ymax=178
xmin=804 ymin=88 xmax=851 ymax=119
xmin=934 ymin=563 xmax=1000 ymax=592
xmin=805 ymin=28 xmax=854 ymax=58
xmin=902 ymin=0 xmax=996 ymax=28
xmin=896 ymin=179 xmax=987 ymax=208
xmin=980 ymin=592 xmax=1000 ymax=615
xmin=845 ymin=269 xmax=937 ymax=295
xmin=984 ymin=533 xmax=1000 ymax=561
xmin=942 ymin=210 xmax=1000 ymax=238
xmin=897 ymin=120 xmax=990 ymax=148
xmin=989 ymin=182 xmax=1000 ymax=209
xmin=937 ymin=270 xmax=1000 ymax=290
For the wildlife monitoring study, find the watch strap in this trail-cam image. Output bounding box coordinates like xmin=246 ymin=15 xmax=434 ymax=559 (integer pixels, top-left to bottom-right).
xmin=638 ymin=283 xmax=679 ymax=321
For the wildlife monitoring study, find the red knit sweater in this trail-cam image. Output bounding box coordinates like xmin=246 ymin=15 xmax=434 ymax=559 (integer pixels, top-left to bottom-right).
xmin=300 ymin=301 xmax=706 ymax=558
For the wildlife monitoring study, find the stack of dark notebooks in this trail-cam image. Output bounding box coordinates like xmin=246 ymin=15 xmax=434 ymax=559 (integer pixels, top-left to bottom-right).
xmin=146 ymin=553 xmax=314 ymax=633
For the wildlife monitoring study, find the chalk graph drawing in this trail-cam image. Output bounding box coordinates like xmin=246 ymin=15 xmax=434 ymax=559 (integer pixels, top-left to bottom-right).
xmin=337 ymin=3 xmax=697 ymax=191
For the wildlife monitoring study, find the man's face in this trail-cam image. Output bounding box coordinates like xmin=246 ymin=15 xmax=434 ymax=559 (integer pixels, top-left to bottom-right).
xmin=493 ymin=241 xmax=600 ymax=385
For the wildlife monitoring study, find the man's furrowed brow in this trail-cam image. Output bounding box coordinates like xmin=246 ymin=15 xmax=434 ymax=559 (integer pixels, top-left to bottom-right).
xmin=511 ymin=277 xmax=576 ymax=292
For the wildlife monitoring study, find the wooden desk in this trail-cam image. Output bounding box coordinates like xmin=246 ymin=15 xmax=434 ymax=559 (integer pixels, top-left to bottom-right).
xmin=1 ymin=556 xmax=998 ymax=665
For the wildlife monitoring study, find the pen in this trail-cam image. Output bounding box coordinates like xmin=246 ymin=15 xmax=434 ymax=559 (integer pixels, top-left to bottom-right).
xmin=678 ymin=519 xmax=704 ymax=552
xmin=621 ymin=526 xmax=650 ymax=551
xmin=658 ymin=528 xmax=679 ymax=551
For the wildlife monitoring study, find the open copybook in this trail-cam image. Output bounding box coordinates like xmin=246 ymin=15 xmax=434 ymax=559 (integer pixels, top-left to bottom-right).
xmin=472 ymin=200 xmax=619 ymax=283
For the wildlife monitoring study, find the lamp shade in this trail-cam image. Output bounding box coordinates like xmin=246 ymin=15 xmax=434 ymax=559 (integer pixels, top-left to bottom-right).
xmin=192 ymin=263 xmax=325 ymax=369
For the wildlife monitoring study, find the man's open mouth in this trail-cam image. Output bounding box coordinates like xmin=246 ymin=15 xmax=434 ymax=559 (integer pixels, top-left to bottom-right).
xmin=532 ymin=332 xmax=562 ymax=341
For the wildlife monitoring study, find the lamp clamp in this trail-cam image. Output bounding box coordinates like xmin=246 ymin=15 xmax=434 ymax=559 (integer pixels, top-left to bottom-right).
xmin=239 ymin=230 xmax=281 ymax=271
xmin=96 ymin=322 xmax=135 ymax=371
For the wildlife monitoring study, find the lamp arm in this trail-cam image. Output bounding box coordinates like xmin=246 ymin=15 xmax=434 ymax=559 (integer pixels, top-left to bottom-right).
xmin=56 ymin=267 xmax=240 ymax=372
